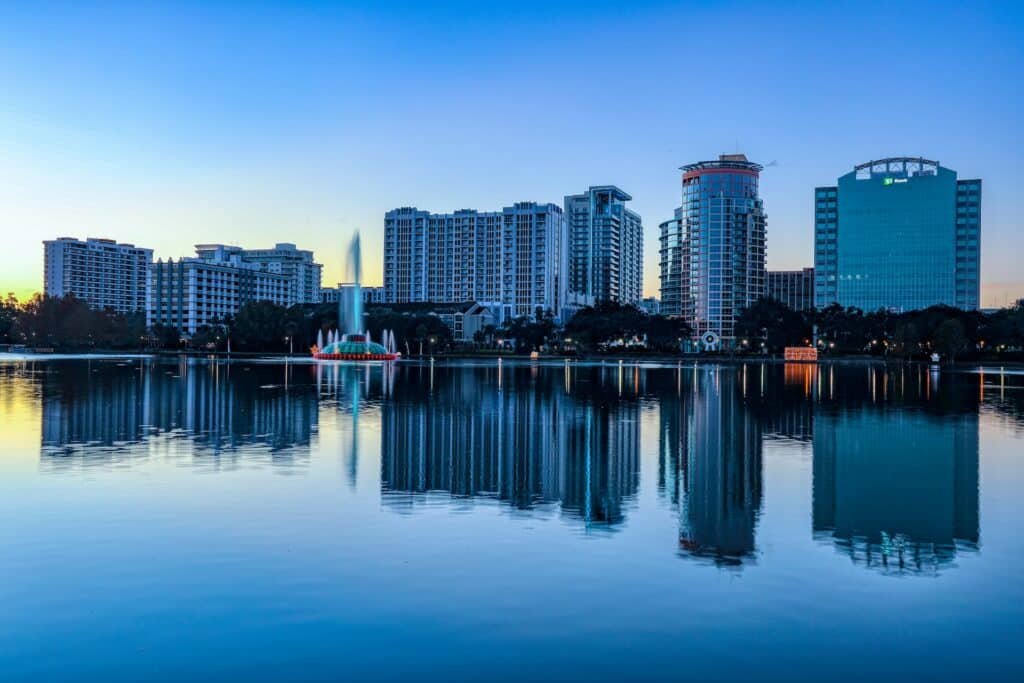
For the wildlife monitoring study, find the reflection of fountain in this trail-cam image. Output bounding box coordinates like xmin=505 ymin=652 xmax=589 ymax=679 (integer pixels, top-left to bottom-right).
xmin=313 ymin=233 xmax=400 ymax=361
xmin=314 ymin=352 xmax=397 ymax=491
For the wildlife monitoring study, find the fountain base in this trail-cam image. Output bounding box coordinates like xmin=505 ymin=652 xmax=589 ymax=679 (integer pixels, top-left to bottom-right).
xmin=311 ymin=333 xmax=401 ymax=362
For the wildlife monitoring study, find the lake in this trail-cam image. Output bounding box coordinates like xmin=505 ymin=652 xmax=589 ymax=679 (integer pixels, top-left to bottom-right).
xmin=1 ymin=357 xmax=1022 ymax=681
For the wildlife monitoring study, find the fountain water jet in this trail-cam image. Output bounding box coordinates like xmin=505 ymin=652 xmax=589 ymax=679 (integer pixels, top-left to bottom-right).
xmin=313 ymin=232 xmax=400 ymax=361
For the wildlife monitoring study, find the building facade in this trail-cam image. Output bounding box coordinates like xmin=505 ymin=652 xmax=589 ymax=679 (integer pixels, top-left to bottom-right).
xmin=195 ymin=242 xmax=322 ymax=304
xmin=639 ymin=297 xmax=661 ymax=316
xmin=564 ymin=186 xmax=643 ymax=307
xmin=319 ymin=287 xmax=340 ymax=304
xmin=677 ymin=154 xmax=767 ymax=348
xmin=147 ymin=245 xmax=291 ymax=335
xmin=321 ymin=285 xmax=386 ymax=306
xmin=814 ymin=157 xmax=980 ymax=312
xmin=362 ymin=286 xmax=386 ymax=305
xmin=43 ymin=237 xmax=152 ymax=313
xmin=383 ymin=202 xmax=568 ymax=323
xmin=430 ymin=302 xmax=496 ymax=343
xmin=767 ymin=268 xmax=815 ymax=311
xmin=658 ymin=207 xmax=686 ymax=317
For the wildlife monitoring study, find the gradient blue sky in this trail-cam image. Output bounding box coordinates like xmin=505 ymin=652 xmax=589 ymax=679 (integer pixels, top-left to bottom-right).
xmin=2 ymin=1 xmax=1021 ymax=304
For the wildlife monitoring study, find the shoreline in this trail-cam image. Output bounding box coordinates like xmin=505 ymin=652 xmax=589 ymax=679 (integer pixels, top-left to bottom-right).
xmin=2 ymin=349 xmax=1023 ymax=370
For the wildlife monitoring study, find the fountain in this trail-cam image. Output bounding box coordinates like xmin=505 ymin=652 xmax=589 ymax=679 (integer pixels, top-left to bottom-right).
xmin=313 ymin=232 xmax=400 ymax=361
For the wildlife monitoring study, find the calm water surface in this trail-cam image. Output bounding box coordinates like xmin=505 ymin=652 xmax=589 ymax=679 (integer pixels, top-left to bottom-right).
xmin=1 ymin=358 xmax=1023 ymax=681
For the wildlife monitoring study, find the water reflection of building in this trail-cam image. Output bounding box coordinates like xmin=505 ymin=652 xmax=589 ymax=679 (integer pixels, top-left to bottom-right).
xmin=40 ymin=360 xmax=318 ymax=461
xmin=380 ymin=364 xmax=640 ymax=529
xmin=735 ymin=362 xmax=983 ymax=576
xmin=41 ymin=363 xmax=147 ymax=448
xmin=805 ymin=364 xmax=983 ymax=575
xmin=147 ymin=362 xmax=318 ymax=453
xmin=813 ymin=409 xmax=979 ymax=575
xmin=659 ymin=367 xmax=763 ymax=567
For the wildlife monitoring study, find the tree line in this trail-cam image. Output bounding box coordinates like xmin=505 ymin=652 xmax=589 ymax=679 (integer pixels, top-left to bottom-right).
xmin=735 ymin=298 xmax=1024 ymax=360
xmin=3 ymin=293 xmax=1022 ymax=360
xmin=1 ymin=294 xmax=147 ymax=350
xmin=0 ymin=295 xmax=452 ymax=354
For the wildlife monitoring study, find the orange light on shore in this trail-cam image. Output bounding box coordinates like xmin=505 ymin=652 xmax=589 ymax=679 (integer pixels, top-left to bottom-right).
xmin=784 ymin=347 xmax=818 ymax=362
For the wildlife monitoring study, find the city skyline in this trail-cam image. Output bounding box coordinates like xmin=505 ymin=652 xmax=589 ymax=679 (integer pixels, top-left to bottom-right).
xmin=2 ymin=2 xmax=1022 ymax=307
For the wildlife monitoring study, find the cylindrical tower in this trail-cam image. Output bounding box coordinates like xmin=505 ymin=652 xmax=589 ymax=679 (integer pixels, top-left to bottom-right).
xmin=678 ymin=154 xmax=766 ymax=350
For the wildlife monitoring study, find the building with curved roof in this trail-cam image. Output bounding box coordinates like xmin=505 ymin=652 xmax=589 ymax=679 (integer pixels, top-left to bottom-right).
xmin=814 ymin=157 xmax=980 ymax=312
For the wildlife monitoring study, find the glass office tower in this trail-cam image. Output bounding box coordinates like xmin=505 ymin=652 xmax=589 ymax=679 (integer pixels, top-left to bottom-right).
xmin=678 ymin=154 xmax=767 ymax=349
xmin=814 ymin=157 xmax=981 ymax=311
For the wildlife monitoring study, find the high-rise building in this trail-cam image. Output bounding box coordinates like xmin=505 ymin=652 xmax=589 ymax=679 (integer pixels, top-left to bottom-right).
xmin=814 ymin=157 xmax=980 ymax=312
xmin=564 ymin=186 xmax=643 ymax=307
xmin=658 ymin=207 xmax=686 ymax=317
xmin=147 ymin=245 xmax=292 ymax=335
xmin=195 ymin=242 xmax=322 ymax=304
xmin=767 ymin=268 xmax=815 ymax=311
xmin=43 ymin=237 xmax=153 ymax=313
xmin=677 ymin=154 xmax=767 ymax=349
xmin=383 ymin=202 xmax=568 ymax=323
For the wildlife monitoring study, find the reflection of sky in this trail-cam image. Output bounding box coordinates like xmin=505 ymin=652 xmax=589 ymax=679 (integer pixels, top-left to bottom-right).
xmin=1 ymin=359 xmax=1024 ymax=680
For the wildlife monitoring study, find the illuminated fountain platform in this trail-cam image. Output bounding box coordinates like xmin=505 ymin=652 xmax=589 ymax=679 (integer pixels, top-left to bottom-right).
xmin=313 ymin=333 xmax=399 ymax=361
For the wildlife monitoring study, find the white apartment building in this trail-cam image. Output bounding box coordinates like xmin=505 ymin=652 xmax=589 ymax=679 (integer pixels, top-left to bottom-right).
xmin=147 ymin=245 xmax=291 ymax=335
xmin=195 ymin=242 xmax=322 ymax=304
xmin=383 ymin=202 xmax=568 ymax=323
xmin=43 ymin=237 xmax=153 ymax=313
xmin=564 ymin=186 xmax=643 ymax=307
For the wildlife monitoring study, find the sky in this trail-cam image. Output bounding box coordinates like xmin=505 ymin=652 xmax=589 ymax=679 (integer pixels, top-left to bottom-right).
xmin=1 ymin=0 xmax=1022 ymax=306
